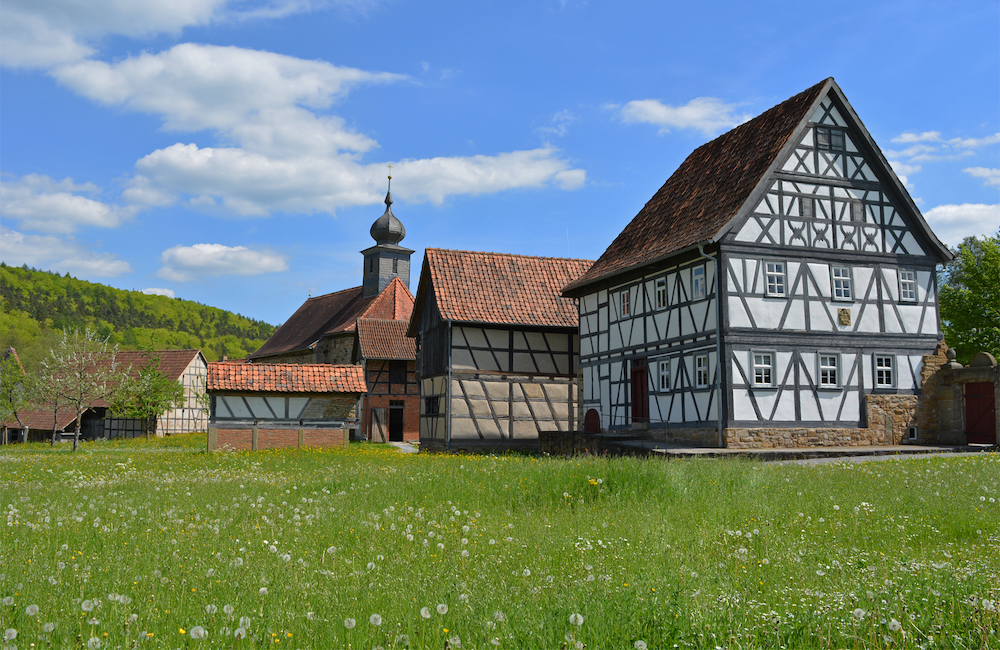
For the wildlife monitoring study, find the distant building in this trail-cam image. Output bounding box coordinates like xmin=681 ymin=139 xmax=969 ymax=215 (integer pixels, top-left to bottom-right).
xmin=562 ymin=78 xmax=955 ymax=448
xmin=1 ymin=348 xmax=208 ymax=442
xmin=408 ymin=249 xmax=593 ymax=451
xmin=249 ymin=181 xmax=419 ymax=442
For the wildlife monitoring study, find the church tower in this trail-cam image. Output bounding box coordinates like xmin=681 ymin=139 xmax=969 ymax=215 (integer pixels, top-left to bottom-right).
xmin=362 ymin=176 xmax=414 ymax=297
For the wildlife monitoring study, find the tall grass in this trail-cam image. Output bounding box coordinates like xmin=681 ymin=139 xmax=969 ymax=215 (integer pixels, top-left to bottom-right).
xmin=0 ymin=437 xmax=996 ymax=649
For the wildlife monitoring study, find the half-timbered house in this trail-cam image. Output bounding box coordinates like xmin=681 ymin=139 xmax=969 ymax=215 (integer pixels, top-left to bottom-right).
xmin=408 ymin=249 xmax=593 ymax=451
xmin=562 ymin=78 xmax=955 ymax=448
xmin=248 ymin=183 xmax=418 ymax=441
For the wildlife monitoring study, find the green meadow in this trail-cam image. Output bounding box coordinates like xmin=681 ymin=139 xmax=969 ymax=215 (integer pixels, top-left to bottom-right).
xmin=0 ymin=437 xmax=997 ymax=649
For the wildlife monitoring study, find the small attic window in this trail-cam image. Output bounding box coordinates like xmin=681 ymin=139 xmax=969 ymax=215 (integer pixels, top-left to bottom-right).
xmin=816 ymin=126 xmax=845 ymax=152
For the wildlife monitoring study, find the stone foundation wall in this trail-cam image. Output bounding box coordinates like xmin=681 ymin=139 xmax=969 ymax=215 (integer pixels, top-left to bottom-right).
xmin=209 ymin=426 xmax=348 ymax=451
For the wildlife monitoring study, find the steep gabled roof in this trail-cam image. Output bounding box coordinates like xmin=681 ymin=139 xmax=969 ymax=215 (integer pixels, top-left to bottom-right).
xmin=562 ymin=78 xmax=952 ymax=297
xmin=249 ymin=279 xmax=413 ymax=360
xmin=113 ymin=349 xmax=203 ymax=381
xmin=207 ymin=361 xmax=366 ymax=394
xmin=357 ymin=318 xmax=416 ymax=360
xmin=408 ymin=249 xmax=592 ymax=334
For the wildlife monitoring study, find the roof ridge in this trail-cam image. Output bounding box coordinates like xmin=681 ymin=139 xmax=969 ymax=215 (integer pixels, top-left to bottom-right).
xmin=304 ymin=285 xmax=363 ymax=301
xmin=426 ymin=248 xmax=594 ymax=264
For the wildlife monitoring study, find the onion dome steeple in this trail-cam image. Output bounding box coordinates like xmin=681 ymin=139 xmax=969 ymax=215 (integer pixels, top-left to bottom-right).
xmin=361 ymin=172 xmax=415 ymax=298
xmin=369 ymin=176 xmax=406 ymax=245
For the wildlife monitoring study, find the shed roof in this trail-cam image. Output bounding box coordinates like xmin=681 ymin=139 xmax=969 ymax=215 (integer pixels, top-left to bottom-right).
xmin=357 ymin=318 xmax=416 ymax=360
xmin=409 ymin=249 xmax=593 ymax=335
xmin=207 ymin=361 xmax=366 ymax=394
xmin=249 ymin=278 xmax=413 ymax=359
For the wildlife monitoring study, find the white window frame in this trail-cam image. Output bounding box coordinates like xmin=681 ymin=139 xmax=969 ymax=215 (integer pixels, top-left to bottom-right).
xmin=658 ymin=359 xmax=671 ymax=392
xmin=655 ymin=278 xmax=667 ymax=310
xmin=898 ymin=270 xmax=917 ymax=302
xmin=831 ymin=267 xmax=853 ymax=301
xmin=620 ymin=290 xmax=630 ymax=317
xmin=765 ymin=261 xmax=787 ymax=297
xmin=752 ymin=351 xmax=774 ymax=387
xmin=818 ymin=353 xmax=840 ymax=388
xmin=695 ymin=354 xmax=709 ymax=388
xmin=691 ymin=265 xmax=707 ymax=301
xmin=874 ymin=354 xmax=895 ymax=389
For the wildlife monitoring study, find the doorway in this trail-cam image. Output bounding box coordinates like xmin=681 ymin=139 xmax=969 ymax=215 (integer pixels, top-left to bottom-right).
xmin=965 ymin=382 xmax=996 ymax=445
xmin=630 ymin=363 xmax=649 ymax=424
xmin=389 ymin=400 xmax=404 ymax=441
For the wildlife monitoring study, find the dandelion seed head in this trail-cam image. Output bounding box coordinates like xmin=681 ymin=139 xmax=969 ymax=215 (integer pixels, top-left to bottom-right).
xmin=234 ymin=628 xmax=247 ymax=640
xmin=258 ymin=588 xmax=268 ymax=596
xmin=25 ymin=605 xmax=38 ymax=616
xmin=190 ymin=626 xmax=208 ymax=640
xmin=889 ymin=619 xmax=902 ymax=632
xmin=569 ymin=613 xmax=584 ymax=626
xmin=420 ymin=607 xmax=431 ymax=619
xmin=3 ymin=629 xmax=16 ymax=642
xmin=635 ymin=642 xmax=648 ymax=650
xmin=344 ymin=618 xmax=356 ymax=629
xmin=369 ymin=614 xmax=382 ymax=626
xmin=437 ymin=604 xmax=448 ymax=615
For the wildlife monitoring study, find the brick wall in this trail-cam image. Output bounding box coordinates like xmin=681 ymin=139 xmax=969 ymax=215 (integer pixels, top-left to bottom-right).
xmin=209 ymin=426 xmax=348 ymax=451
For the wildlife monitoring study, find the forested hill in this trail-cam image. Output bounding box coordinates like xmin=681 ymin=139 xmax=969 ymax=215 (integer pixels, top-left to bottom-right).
xmin=0 ymin=264 xmax=277 ymax=367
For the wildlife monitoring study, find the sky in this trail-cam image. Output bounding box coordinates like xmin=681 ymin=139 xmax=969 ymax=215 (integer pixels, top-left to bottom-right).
xmin=1 ymin=0 xmax=997 ymax=326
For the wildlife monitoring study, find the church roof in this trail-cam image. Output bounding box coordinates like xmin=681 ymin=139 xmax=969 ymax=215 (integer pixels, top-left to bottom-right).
xmin=249 ymin=278 xmax=414 ymax=360
xmin=409 ymin=249 xmax=593 ymax=334
xmin=370 ymin=190 xmax=406 ymax=245
xmin=208 ymin=361 xmax=366 ymax=394
xmin=357 ymin=318 xmax=416 ymax=361
xmin=563 ymin=77 xmax=952 ymax=297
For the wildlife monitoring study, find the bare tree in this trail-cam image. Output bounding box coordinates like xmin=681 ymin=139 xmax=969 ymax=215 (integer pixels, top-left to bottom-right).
xmin=40 ymin=328 xmax=129 ymax=451
xmin=0 ymin=350 xmax=29 ymax=445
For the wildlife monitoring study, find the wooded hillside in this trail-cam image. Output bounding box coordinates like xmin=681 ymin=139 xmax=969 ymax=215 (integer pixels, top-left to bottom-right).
xmin=0 ymin=264 xmax=277 ymax=368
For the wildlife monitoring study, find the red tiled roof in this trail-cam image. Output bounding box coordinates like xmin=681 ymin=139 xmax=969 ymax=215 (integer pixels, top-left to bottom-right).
xmin=563 ymin=79 xmax=829 ymax=296
xmin=2 ymin=407 xmax=78 ymax=432
xmin=249 ymin=278 xmax=414 ymax=359
xmin=410 ymin=249 xmax=592 ymax=333
xmin=357 ymin=318 xmax=416 ymax=360
xmin=207 ymin=362 xmax=366 ymax=394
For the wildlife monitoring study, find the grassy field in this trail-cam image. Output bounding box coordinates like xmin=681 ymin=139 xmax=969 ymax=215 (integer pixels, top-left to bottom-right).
xmin=0 ymin=436 xmax=997 ymax=649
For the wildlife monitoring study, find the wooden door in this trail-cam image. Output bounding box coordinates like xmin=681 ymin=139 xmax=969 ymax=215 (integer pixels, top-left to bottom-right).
xmin=371 ymin=407 xmax=388 ymax=443
xmin=965 ymin=383 xmax=996 ymax=445
xmin=630 ymin=365 xmax=649 ymax=424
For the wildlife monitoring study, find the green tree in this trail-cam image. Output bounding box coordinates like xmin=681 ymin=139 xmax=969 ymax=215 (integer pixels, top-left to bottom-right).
xmin=0 ymin=351 xmax=29 ymax=444
xmin=110 ymin=352 xmax=185 ymax=440
xmin=939 ymin=234 xmax=1000 ymax=365
xmin=40 ymin=328 xmax=128 ymax=451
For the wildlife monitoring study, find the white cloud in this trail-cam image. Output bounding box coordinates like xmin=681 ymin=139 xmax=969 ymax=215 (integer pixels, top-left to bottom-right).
xmin=0 ymin=174 xmax=133 ymax=234
xmin=619 ymin=97 xmax=750 ymax=136
xmin=0 ymin=0 xmax=325 ymax=68
xmin=923 ymin=204 xmax=1000 ymax=246
xmin=886 ymin=131 xmax=999 ymax=164
xmin=158 ymin=243 xmax=288 ymax=281
xmin=887 ymin=160 xmax=922 ymax=189
xmin=50 ymin=43 xmax=585 ymax=216
xmin=141 ymin=287 xmax=176 ymax=298
xmin=0 ymin=227 xmax=133 ymax=276
xmin=538 ymin=109 xmax=577 ymax=137
xmin=964 ymin=167 xmax=1000 ymax=188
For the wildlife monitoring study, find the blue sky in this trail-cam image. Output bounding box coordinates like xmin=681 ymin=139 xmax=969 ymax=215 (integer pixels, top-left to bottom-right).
xmin=2 ymin=0 xmax=997 ymax=326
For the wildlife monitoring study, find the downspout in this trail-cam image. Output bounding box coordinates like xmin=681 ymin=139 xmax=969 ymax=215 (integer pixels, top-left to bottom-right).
xmin=446 ymin=320 xmax=453 ymax=450
xmin=698 ymin=243 xmax=724 ymax=448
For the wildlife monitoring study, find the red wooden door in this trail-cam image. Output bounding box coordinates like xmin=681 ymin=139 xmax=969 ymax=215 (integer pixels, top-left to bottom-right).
xmin=965 ymin=382 xmax=996 ymax=445
xmin=630 ymin=365 xmax=649 ymax=424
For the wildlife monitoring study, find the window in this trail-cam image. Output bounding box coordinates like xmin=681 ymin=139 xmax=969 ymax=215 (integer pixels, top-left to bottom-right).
xmin=899 ymin=270 xmax=917 ymax=302
xmin=832 ymin=267 xmax=853 ymax=300
xmin=655 ymin=278 xmax=667 ymax=309
xmin=620 ymin=290 xmax=630 ymax=316
xmin=695 ymin=354 xmax=709 ymax=388
xmin=908 ymin=426 xmax=918 ymax=441
xmin=392 ymin=257 xmax=398 ymax=274
xmin=368 ymin=256 xmax=375 ymax=272
xmin=691 ymin=266 xmax=706 ymax=301
xmin=816 ymin=126 xmax=845 ymax=151
xmin=424 ymin=396 xmax=440 ymax=416
xmin=658 ymin=359 xmax=671 ymax=392
xmin=850 ymin=200 xmax=865 ymax=222
xmin=765 ymin=261 xmax=786 ymax=297
xmin=800 ymin=197 xmax=813 ymax=219
xmin=753 ymin=352 xmax=773 ymax=387
xmin=874 ymin=355 xmax=895 ymax=388
xmin=819 ymin=354 xmax=839 ymax=388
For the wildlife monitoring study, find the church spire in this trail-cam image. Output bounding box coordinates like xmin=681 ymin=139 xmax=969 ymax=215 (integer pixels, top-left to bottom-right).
xmin=361 ymin=171 xmax=414 ymax=297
